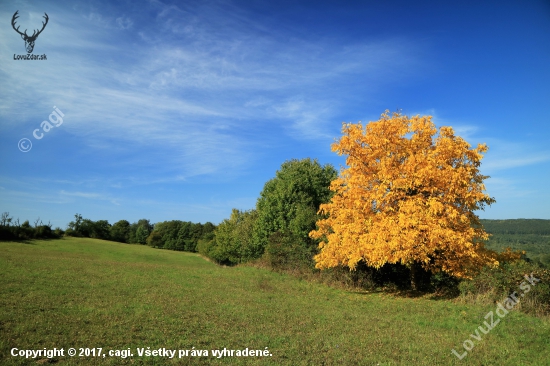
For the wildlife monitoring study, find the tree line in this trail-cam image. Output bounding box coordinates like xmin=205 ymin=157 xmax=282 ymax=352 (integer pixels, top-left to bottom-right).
xmin=2 ymin=111 xmax=549 ymax=315
xmin=64 ymin=214 xmax=153 ymax=244
xmin=1 ymin=157 xmax=338 ymax=271
xmin=0 ymin=212 xmax=64 ymax=240
xmin=0 ymin=212 xmax=215 ymax=253
xmin=63 ymin=214 xmax=216 ymax=251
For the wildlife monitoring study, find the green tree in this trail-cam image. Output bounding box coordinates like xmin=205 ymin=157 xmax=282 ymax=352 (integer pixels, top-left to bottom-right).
xmin=91 ymin=220 xmax=111 ymax=240
xmin=175 ymin=221 xmax=197 ymax=251
xmin=66 ymin=214 xmax=84 ymax=237
xmin=252 ymin=158 xmax=337 ymax=261
xmin=34 ymin=225 xmax=54 ymax=239
xmin=79 ymin=219 xmax=95 ymax=237
xmin=110 ymin=220 xmax=130 ymax=243
xmin=130 ymin=219 xmax=153 ymax=244
xmin=146 ymin=231 xmax=163 ymax=248
xmin=187 ymin=223 xmax=204 ymax=252
xmin=202 ymin=222 xmax=216 ymax=240
xmin=197 ymin=222 xmax=217 ymax=258
xmin=209 ymin=209 xmax=258 ymax=264
xmin=149 ymin=220 xmax=183 ymax=249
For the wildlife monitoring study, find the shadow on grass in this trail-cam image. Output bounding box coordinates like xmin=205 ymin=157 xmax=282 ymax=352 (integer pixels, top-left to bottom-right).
xmin=364 ymin=287 xmax=461 ymax=301
xmin=0 ymin=239 xmax=36 ymax=245
xmin=401 ymin=290 xmax=459 ymax=300
xmin=204 ymin=256 xmax=465 ymax=301
xmin=0 ymin=237 xmax=64 ymax=245
xmin=336 ymin=282 xmax=461 ymax=300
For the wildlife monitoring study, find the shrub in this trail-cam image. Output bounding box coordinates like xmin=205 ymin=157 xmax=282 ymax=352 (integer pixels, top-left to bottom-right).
xmin=64 ymin=228 xmax=80 ymax=237
xmin=429 ymin=271 xmax=460 ymax=296
xmin=146 ymin=231 xmax=164 ymax=248
xmin=264 ymin=231 xmax=316 ymax=272
xmin=34 ymin=225 xmax=53 ymax=239
xmin=196 ymin=239 xmax=214 ymax=257
xmin=458 ymin=260 xmax=550 ymax=316
xmin=53 ymin=227 xmax=65 ymax=237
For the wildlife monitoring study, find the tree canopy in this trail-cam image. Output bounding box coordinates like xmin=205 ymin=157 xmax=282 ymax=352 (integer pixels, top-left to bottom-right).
xmin=310 ymin=111 xmax=497 ymax=286
xmin=203 ymin=208 xmax=258 ymax=265
xmin=253 ymin=158 xmax=337 ymax=258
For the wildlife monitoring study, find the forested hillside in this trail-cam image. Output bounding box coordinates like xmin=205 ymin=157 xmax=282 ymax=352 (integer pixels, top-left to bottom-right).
xmin=481 ymin=219 xmax=550 ymax=266
xmin=481 ymin=219 xmax=550 ymax=235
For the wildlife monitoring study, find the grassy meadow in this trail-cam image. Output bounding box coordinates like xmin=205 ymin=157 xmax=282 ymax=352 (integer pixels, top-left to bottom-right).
xmin=1 ymin=238 xmax=549 ymax=365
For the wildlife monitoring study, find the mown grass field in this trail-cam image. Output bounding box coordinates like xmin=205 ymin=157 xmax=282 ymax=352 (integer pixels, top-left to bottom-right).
xmin=1 ymin=238 xmax=549 ymax=365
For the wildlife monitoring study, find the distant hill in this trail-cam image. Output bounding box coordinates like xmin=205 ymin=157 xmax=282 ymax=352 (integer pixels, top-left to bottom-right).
xmin=480 ymin=219 xmax=550 ymax=266
xmin=480 ymin=219 xmax=550 ymax=235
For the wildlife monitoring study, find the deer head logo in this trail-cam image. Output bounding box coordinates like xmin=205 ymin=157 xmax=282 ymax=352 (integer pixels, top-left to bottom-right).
xmin=11 ymin=10 xmax=49 ymax=54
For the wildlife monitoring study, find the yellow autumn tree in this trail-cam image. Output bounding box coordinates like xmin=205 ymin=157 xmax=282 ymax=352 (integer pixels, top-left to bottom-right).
xmin=310 ymin=111 xmax=498 ymax=289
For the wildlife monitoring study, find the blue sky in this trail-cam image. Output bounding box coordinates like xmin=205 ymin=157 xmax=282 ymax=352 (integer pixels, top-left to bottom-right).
xmin=1 ymin=0 xmax=549 ymax=228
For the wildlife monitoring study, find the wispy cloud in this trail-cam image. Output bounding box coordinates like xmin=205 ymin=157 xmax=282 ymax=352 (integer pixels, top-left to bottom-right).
xmin=1 ymin=1 xmax=425 ymax=183
xmin=409 ymin=109 xmax=481 ymax=141
xmin=3 ymin=0 xmax=482 ymax=224
xmin=65 ymin=192 xmax=120 ymax=206
xmin=482 ymin=154 xmax=550 ymax=172
xmin=408 ymin=110 xmax=550 ymax=171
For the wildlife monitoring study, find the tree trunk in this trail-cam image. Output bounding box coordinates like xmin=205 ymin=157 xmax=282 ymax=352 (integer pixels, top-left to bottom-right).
xmin=410 ymin=261 xmax=421 ymax=291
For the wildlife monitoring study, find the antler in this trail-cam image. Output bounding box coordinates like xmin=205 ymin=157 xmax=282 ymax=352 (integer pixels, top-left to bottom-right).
xmin=11 ymin=10 xmax=26 ymax=37
xmin=31 ymin=13 xmax=49 ymax=39
xmin=11 ymin=11 xmax=49 ymax=39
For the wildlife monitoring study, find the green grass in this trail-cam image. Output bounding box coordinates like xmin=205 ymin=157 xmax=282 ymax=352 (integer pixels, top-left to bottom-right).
xmin=1 ymin=238 xmax=549 ymax=365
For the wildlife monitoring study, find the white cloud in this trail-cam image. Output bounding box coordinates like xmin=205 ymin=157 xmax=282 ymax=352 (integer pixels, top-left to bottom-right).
xmin=115 ymin=16 xmax=133 ymax=30
xmin=482 ymin=154 xmax=550 ymax=172
xmin=60 ymin=190 xmax=104 ymax=199
xmin=0 ymin=1 xmax=426 ymax=183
